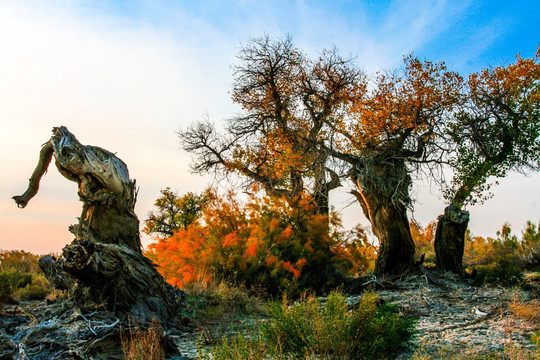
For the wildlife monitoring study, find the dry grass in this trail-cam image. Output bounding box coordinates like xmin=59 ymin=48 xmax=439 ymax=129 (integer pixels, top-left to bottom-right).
xmin=508 ymin=298 xmax=540 ymax=327
xmin=121 ymin=318 xmax=165 ymax=360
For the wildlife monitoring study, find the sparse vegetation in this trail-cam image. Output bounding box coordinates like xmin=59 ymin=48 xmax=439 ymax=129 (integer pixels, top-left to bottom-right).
xmin=199 ymin=291 xmax=415 ymax=360
xmin=0 ymin=250 xmax=53 ymax=303
xmin=121 ymin=318 xmax=166 ymax=360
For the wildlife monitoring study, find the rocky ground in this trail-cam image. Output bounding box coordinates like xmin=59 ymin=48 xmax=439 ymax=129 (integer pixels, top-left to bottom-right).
xmin=1 ymin=272 xmax=538 ymax=359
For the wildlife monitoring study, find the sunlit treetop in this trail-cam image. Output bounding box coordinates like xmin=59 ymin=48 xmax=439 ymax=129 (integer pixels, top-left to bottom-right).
xmin=335 ymin=55 xmax=463 ymax=158
xmin=446 ymin=47 xmax=540 ymax=207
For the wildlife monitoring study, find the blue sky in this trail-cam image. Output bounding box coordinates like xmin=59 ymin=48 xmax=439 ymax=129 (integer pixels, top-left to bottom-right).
xmin=0 ymin=0 xmax=538 ymax=253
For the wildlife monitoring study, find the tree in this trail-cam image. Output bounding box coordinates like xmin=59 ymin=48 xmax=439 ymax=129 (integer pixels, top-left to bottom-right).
xmin=179 ymin=35 xmax=362 ymax=215
xmin=12 ymin=126 xmax=180 ymax=324
xmin=148 ymin=188 xmax=356 ymax=295
xmin=435 ymin=49 xmax=540 ymax=274
xmin=327 ymin=56 xmax=462 ymax=275
xmin=143 ymin=187 xmax=207 ymax=239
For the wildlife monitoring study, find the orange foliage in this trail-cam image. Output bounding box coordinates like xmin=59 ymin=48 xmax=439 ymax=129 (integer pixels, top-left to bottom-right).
xmin=337 ymin=55 xmax=462 ymax=152
xmin=147 ymin=187 xmax=367 ymax=294
xmin=410 ymin=221 xmax=437 ymax=264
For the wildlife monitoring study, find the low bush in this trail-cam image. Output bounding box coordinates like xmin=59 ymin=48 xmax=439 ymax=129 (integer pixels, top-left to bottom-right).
xmin=473 ymin=261 xmax=524 ymax=287
xmin=0 ymin=270 xmax=33 ymax=303
xmin=0 ymin=250 xmax=54 ymax=302
xmin=201 ymin=291 xmax=415 ymax=360
xmin=17 ymin=274 xmax=51 ymax=301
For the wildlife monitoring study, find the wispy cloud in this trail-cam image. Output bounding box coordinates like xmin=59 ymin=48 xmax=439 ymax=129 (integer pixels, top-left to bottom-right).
xmin=1 ymin=0 xmax=538 ymax=252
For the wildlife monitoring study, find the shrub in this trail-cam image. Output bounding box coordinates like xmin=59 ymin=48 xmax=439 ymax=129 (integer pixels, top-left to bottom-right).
xmin=202 ymin=291 xmax=415 ymax=360
xmin=0 ymin=250 xmax=54 ymax=302
xmin=464 ymin=221 xmax=540 ymax=286
xmin=17 ymin=274 xmax=51 ymax=301
xmin=473 ymin=261 xmax=524 ymax=287
xmin=0 ymin=270 xmax=33 ymax=303
xmin=148 ymin=188 xmax=372 ymax=296
xmin=201 ymin=333 xmax=267 ymax=360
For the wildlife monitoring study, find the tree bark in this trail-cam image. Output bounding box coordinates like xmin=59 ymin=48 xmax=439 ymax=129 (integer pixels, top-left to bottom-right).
xmin=13 ymin=126 xmax=181 ymax=324
xmin=371 ymin=202 xmax=416 ymax=275
xmin=14 ymin=126 xmax=141 ymax=253
xmin=350 ymin=158 xmax=416 ymax=276
xmin=434 ymin=204 xmax=470 ymax=274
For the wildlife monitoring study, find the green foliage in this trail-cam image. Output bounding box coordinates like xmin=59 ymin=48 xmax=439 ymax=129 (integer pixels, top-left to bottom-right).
xmin=465 ymin=221 xmax=540 ymax=286
xmin=0 ymin=250 xmax=53 ymax=303
xmin=473 ymin=261 xmax=524 ymax=287
xmin=0 ymin=270 xmax=32 ymax=302
xmin=445 ymin=51 xmax=540 ymax=207
xmin=201 ymin=291 xmax=415 ymax=360
xmin=200 ymin=333 xmax=267 ymax=360
xmin=17 ymin=274 xmax=51 ymax=300
xmin=143 ymin=187 xmax=208 ymax=239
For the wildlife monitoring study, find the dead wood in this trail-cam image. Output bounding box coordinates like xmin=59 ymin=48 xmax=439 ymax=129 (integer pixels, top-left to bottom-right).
xmin=11 ymin=126 xmax=184 ymax=358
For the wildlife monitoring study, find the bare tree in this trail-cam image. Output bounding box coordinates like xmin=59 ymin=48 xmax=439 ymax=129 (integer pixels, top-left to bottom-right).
xmin=13 ymin=127 xmax=180 ymax=323
xmin=179 ymin=35 xmax=362 ymax=216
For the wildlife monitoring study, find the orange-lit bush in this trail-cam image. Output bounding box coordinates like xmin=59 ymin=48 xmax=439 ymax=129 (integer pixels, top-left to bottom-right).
xmin=147 ymin=188 xmax=368 ymax=295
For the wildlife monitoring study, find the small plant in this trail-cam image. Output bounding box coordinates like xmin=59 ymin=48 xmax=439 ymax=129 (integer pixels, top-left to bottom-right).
xmin=121 ymin=318 xmax=165 ymax=360
xmin=199 ymin=332 xmax=267 ymax=360
xmin=17 ymin=274 xmax=51 ymax=301
xmin=202 ymin=291 xmax=415 ymax=360
xmin=0 ymin=270 xmax=33 ymax=303
xmin=473 ymin=261 xmax=524 ymax=287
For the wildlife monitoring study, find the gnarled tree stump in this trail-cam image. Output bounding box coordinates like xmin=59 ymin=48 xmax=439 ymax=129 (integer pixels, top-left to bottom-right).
xmin=13 ymin=126 xmax=181 ymax=322
xmin=434 ymin=204 xmax=470 ymax=275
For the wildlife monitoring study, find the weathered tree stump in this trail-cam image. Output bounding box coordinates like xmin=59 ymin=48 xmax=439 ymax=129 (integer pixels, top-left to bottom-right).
xmin=434 ymin=204 xmax=470 ymax=275
xmin=12 ymin=126 xmax=183 ymax=358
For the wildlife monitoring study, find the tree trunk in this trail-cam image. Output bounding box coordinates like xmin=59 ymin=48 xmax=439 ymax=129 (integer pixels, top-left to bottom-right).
xmin=434 ymin=204 xmax=470 ymax=274
xmin=371 ymin=202 xmax=416 ymax=275
xmin=13 ymin=126 xmax=181 ymax=323
xmin=14 ymin=126 xmax=141 ymax=253
xmin=350 ymin=158 xmax=416 ymax=276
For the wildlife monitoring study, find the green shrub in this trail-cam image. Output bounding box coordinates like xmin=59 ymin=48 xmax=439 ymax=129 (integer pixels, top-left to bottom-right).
xmin=473 ymin=260 xmax=524 ymax=287
xmin=0 ymin=270 xmax=33 ymax=302
xmin=202 ymin=291 xmax=415 ymax=360
xmin=0 ymin=271 xmax=53 ymax=302
xmin=201 ymin=332 xmax=267 ymax=360
xmin=17 ymin=274 xmax=51 ymax=300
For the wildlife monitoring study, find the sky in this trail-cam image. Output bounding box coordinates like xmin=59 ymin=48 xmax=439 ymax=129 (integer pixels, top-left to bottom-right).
xmin=0 ymin=0 xmax=538 ymax=254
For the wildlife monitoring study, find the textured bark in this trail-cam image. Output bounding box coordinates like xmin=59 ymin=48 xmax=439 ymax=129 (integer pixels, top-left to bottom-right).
xmin=350 ymin=158 xmax=416 ymax=276
xmin=13 ymin=126 xmax=181 ymax=324
xmin=13 ymin=126 xmax=141 ymax=253
xmin=434 ymin=204 xmax=470 ymax=274
xmin=372 ymin=203 xmax=416 ymax=275
xmin=58 ymin=240 xmax=181 ymax=321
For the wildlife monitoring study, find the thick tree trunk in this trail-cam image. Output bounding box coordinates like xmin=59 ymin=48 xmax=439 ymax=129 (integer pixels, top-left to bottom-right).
xmin=434 ymin=204 xmax=470 ymax=274
xmin=14 ymin=126 xmax=141 ymax=253
xmin=371 ymin=202 xmax=416 ymax=275
xmin=350 ymin=158 xmax=416 ymax=276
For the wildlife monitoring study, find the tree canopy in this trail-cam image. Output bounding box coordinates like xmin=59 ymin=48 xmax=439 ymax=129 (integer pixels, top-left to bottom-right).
xmin=179 ymin=35 xmax=539 ymax=276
